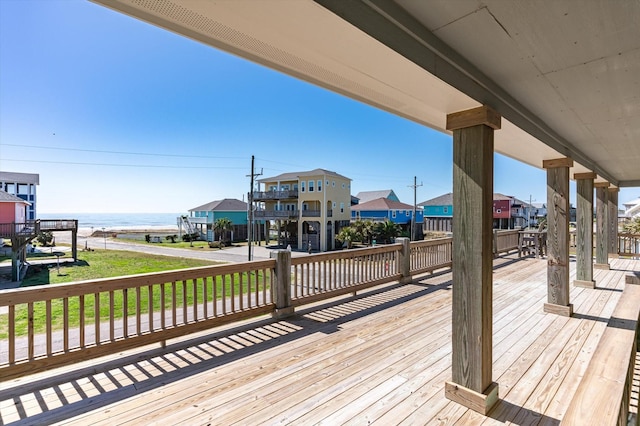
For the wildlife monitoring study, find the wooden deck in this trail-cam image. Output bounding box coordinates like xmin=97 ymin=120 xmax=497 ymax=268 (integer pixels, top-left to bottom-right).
xmin=1 ymin=254 xmax=638 ymax=425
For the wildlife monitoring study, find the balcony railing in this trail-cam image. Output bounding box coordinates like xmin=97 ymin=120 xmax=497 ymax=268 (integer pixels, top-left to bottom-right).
xmin=252 ymin=190 xmax=298 ymax=200
xmin=254 ymin=210 xmax=298 ymax=220
xmin=301 ymin=210 xmax=321 ymax=217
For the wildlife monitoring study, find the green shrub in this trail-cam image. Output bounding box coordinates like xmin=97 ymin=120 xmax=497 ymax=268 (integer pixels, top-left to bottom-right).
xmin=36 ymin=231 xmax=54 ymax=247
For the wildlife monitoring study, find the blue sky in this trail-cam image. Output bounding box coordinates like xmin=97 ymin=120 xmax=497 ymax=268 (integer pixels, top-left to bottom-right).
xmin=0 ymin=1 xmax=636 ymax=214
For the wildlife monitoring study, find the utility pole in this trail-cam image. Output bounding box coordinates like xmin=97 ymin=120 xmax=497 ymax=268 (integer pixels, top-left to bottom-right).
xmin=408 ymin=176 xmax=423 ymax=241
xmin=247 ymin=155 xmax=262 ymax=261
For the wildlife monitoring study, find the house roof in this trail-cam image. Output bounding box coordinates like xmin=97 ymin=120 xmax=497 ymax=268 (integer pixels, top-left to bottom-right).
xmin=259 ymin=168 xmax=350 ymax=183
xmin=0 ymin=171 xmax=39 ymax=185
xmin=0 ymin=190 xmax=31 ymax=205
xmin=189 ymin=198 xmax=247 ymax=212
xmin=354 ymin=190 xmax=397 ymax=203
xmin=351 ymin=197 xmax=413 ymax=211
xmin=418 ymin=193 xmax=453 ymax=207
xmin=623 ymin=198 xmax=640 ymax=208
xmin=493 ymin=193 xmax=513 ymax=201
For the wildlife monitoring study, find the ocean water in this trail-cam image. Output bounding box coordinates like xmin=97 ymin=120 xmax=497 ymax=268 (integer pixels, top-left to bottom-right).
xmin=38 ymin=213 xmax=182 ymax=230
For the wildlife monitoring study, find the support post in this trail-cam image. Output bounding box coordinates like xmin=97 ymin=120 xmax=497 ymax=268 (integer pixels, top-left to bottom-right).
xmin=573 ymin=173 xmax=596 ymax=288
xmin=608 ymin=187 xmax=619 ymax=258
xmin=542 ymin=158 xmax=573 ymax=317
xmin=71 ymin=219 xmax=78 ymax=261
xmin=396 ymin=237 xmax=412 ymax=284
xmin=444 ymin=105 xmax=500 ymax=414
xmin=272 ymin=250 xmax=293 ymax=318
xmin=595 ymin=182 xmax=610 ymax=269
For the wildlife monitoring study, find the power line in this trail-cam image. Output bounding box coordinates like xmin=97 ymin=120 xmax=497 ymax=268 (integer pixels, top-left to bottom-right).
xmin=0 ymin=143 xmax=245 ymax=160
xmin=1 ymin=158 xmax=245 ymax=169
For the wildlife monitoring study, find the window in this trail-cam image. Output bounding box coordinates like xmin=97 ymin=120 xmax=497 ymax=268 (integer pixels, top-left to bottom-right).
xmin=303 ymin=203 xmax=308 ymax=211
xmin=317 ymin=180 xmax=322 ymax=192
xmin=392 ymin=210 xmax=397 ymax=218
xmin=293 ymin=183 xmax=298 ymax=191
xmin=342 ymin=183 xmax=345 ymax=189
xmin=281 ymin=184 xmax=290 ymax=191
xmin=308 ymin=180 xmax=314 ymax=192
xmin=17 ymin=184 xmax=28 ymax=195
xmin=332 ymin=181 xmax=335 ymax=187
xmin=443 ymin=206 xmax=449 ymax=213
xmin=269 ymin=185 xmax=277 ymax=191
xmin=301 ymin=181 xmax=305 ymax=192
xmin=340 ymin=202 xmax=344 ymax=213
xmin=333 ymin=202 xmax=336 ymax=208
xmin=406 ymin=210 xmax=411 ymax=216
xmin=326 ymin=180 xmax=329 ymax=186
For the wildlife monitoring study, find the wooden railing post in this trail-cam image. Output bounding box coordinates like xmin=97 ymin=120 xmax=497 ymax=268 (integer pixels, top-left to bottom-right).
xmin=272 ymin=250 xmax=294 ymax=319
xmin=397 ymin=237 xmax=412 ymax=284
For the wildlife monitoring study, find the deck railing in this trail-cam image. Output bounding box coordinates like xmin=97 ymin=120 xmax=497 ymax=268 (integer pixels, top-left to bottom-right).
xmin=410 ymin=238 xmax=453 ymax=275
xmin=0 ymin=221 xmax=40 ymax=239
xmin=493 ymin=229 xmax=521 ymax=256
xmin=619 ymin=233 xmax=640 ymax=258
xmin=290 ymin=244 xmax=403 ymax=306
xmin=0 ymin=260 xmax=275 ymax=381
xmin=0 ymin=238 xmax=454 ymax=381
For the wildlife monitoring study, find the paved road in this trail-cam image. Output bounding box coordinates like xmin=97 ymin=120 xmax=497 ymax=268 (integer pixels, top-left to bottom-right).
xmin=60 ymin=232 xmax=310 ymax=262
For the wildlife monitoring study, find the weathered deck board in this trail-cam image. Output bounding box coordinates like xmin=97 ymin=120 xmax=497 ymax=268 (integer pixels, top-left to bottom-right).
xmin=0 ymin=255 xmax=638 ymax=425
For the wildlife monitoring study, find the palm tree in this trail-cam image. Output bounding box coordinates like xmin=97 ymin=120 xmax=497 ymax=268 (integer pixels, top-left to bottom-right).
xmin=336 ymin=227 xmax=357 ymax=249
xmin=374 ymin=220 xmax=401 ymax=244
xmin=213 ymin=218 xmax=233 ymax=243
xmin=352 ymin=219 xmax=375 ymax=245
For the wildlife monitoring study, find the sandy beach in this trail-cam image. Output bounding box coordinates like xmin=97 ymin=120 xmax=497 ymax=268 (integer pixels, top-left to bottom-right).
xmin=80 ymin=225 xmax=180 ymax=238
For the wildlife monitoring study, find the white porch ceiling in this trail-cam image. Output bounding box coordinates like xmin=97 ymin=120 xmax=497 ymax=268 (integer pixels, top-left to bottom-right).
xmin=91 ymin=0 xmax=640 ymax=187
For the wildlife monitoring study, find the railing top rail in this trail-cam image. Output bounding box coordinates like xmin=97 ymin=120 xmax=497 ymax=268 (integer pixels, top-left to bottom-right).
xmin=410 ymin=237 xmax=452 ymax=248
xmin=290 ymin=243 xmax=402 ymax=265
xmin=0 ymin=258 xmax=276 ymax=306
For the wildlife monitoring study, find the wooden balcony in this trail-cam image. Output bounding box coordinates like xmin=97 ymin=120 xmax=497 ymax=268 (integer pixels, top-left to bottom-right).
xmin=252 ymin=190 xmax=298 ymax=201
xmin=1 ymin=239 xmax=638 ymax=424
xmin=253 ymin=210 xmax=299 ymax=220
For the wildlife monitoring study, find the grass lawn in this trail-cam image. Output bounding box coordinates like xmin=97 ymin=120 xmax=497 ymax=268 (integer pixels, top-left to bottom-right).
xmin=18 ymin=249 xmax=222 ymax=286
xmin=1 ymin=250 xmax=269 ymax=338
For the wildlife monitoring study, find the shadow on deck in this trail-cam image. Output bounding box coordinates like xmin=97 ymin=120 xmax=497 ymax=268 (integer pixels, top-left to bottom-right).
xmin=1 ymin=254 xmax=638 ymax=425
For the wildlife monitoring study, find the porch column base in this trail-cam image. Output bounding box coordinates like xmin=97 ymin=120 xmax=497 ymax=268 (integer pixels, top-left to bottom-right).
xmin=399 ymin=276 xmax=413 ymax=285
xmin=272 ymin=307 xmax=294 ymax=319
xmin=626 ymin=273 xmax=640 ymax=285
xmin=543 ymin=303 xmax=573 ymax=317
xmin=445 ymin=381 xmax=499 ymax=415
xmin=594 ymin=263 xmax=610 ymax=270
xmin=573 ymin=279 xmax=596 ymax=289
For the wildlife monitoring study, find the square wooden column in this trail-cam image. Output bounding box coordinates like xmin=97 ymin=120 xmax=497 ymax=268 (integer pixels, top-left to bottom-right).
xmin=573 ymin=173 xmax=596 ymax=288
xmin=595 ymin=183 xmax=610 ymax=269
xmin=444 ymin=106 xmax=500 ymax=415
xmin=608 ymin=187 xmax=619 ymax=257
xmin=542 ymin=158 xmax=573 ymax=317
